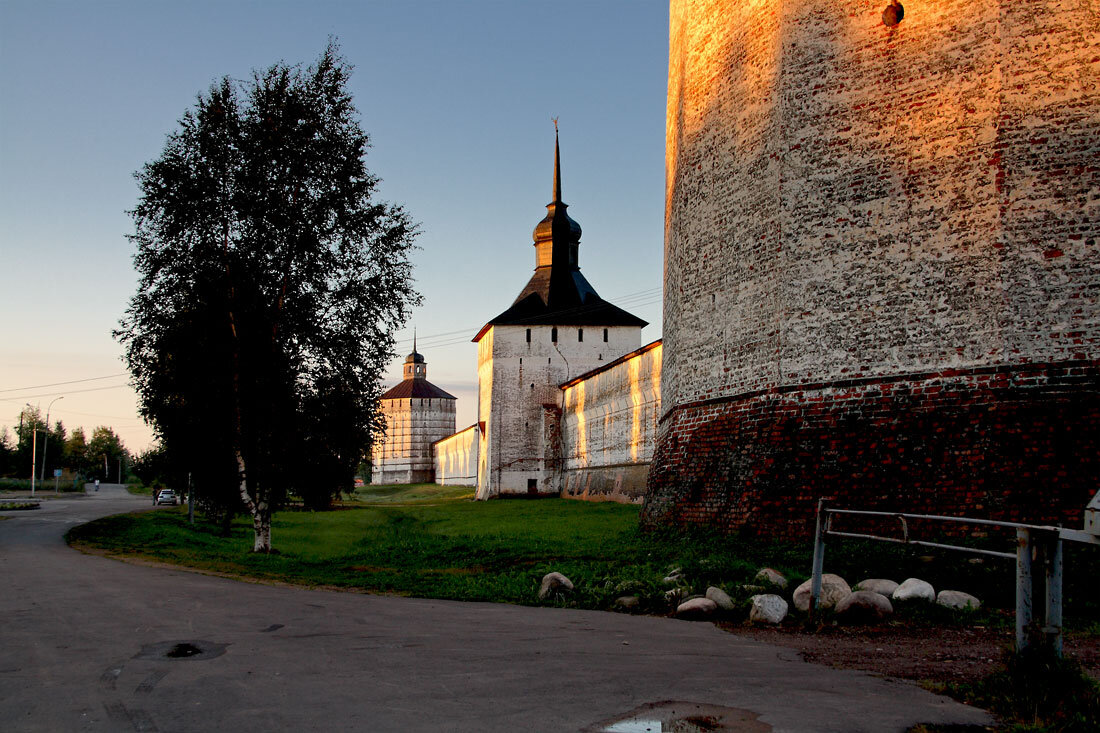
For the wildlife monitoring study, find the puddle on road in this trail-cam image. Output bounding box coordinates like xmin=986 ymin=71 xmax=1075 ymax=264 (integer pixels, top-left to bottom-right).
xmin=134 ymin=640 xmax=227 ymax=661
xmin=588 ymin=701 xmax=771 ymax=732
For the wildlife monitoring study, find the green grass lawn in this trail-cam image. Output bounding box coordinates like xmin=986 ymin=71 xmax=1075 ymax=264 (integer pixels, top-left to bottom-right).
xmin=69 ymin=484 xmax=808 ymax=610
xmin=65 ymin=484 xmax=1100 ymax=624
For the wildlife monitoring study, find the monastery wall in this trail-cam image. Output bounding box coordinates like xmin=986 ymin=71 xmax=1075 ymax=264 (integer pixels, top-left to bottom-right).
xmin=560 ymin=341 xmax=662 ymax=503
xmin=371 ymin=397 xmax=456 ymax=484
xmin=645 ymin=0 xmax=1100 ymax=537
xmin=434 ymin=424 xmax=479 ymax=486
xmin=476 ymin=324 xmax=642 ymax=498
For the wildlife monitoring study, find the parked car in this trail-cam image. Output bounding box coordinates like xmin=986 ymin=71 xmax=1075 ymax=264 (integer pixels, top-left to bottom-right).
xmin=156 ymin=489 xmax=178 ymax=506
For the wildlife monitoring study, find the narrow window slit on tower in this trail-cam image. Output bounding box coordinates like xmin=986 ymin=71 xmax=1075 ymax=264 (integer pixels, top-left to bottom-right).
xmin=603 ymin=328 xmax=608 ymax=342
xmin=526 ymin=328 xmax=531 ymax=343
xmin=578 ymin=328 xmax=584 ymax=342
xmin=551 ymin=327 xmax=558 ymax=342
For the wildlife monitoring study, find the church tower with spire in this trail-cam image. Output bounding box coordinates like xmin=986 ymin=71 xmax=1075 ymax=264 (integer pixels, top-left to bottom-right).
xmin=472 ymin=130 xmax=647 ymax=499
xmin=371 ymin=337 xmax=457 ymax=485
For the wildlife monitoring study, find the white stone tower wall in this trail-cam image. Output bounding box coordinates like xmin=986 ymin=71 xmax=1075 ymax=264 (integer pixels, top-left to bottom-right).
xmin=662 ymin=0 xmax=1100 ymax=411
xmin=371 ymin=397 xmax=456 ymax=485
xmin=476 ymin=323 xmax=642 ymax=498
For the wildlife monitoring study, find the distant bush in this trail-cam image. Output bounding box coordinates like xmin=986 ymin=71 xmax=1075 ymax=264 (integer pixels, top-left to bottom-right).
xmin=0 ymin=478 xmax=84 ymax=492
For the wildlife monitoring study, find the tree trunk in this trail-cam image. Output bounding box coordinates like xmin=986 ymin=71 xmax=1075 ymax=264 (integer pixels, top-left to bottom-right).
xmin=236 ymin=449 xmax=272 ymax=553
xmin=251 ymin=506 xmax=272 ymax=553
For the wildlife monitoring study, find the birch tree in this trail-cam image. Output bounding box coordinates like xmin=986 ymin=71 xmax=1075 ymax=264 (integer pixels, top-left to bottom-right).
xmin=117 ymin=42 xmax=419 ymax=551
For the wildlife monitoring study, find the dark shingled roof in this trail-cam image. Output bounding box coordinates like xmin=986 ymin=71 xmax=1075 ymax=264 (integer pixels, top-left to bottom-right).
xmin=380 ymin=379 xmax=456 ymax=400
xmin=474 ymin=130 xmax=647 ymax=343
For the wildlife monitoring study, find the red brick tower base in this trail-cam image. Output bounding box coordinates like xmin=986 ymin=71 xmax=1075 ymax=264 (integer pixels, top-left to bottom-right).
xmin=641 ymin=362 xmax=1100 ymax=540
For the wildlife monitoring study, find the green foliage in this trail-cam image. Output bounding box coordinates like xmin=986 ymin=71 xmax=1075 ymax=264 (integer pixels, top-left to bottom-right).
xmin=0 ymin=477 xmax=84 ymax=492
xmin=10 ymin=406 xmax=70 ymax=479
xmin=86 ymin=426 xmax=129 ymax=482
xmin=0 ymin=427 xmax=16 ymax=477
xmin=115 ymin=41 xmax=419 ymax=548
xmin=64 ymin=427 xmax=89 ymax=476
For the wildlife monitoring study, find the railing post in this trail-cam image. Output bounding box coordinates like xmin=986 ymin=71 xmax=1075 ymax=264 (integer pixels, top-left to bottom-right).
xmin=1016 ymin=528 xmax=1033 ymax=652
xmin=810 ymin=499 xmax=826 ymax=621
xmin=1044 ymin=534 xmax=1063 ymax=656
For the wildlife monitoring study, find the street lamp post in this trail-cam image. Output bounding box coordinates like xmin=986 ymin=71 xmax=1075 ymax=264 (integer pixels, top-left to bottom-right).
xmin=30 ymin=426 xmax=37 ymax=497
xmin=40 ymin=396 xmax=64 ymax=485
xmin=24 ymin=404 xmax=35 ymax=496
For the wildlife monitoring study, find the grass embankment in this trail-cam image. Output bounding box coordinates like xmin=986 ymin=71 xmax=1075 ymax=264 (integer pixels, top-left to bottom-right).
xmin=65 ymin=483 xmax=1099 ymax=626
xmin=69 ymin=484 xmax=813 ymax=608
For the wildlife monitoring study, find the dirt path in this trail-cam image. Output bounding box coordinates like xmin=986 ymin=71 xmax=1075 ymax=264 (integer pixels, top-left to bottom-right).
xmin=719 ymin=621 xmax=1100 ymax=686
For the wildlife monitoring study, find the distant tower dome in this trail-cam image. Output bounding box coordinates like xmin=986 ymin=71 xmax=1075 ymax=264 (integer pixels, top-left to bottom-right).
xmin=372 ymin=338 xmax=458 ymax=486
xmin=402 ymin=331 xmax=428 ymax=379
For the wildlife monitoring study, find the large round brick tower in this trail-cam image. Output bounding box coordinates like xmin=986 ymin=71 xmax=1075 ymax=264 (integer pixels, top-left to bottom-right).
xmin=642 ymin=0 xmax=1100 ymax=537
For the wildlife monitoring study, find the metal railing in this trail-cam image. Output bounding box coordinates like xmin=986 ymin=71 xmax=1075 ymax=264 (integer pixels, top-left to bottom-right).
xmin=810 ymin=499 xmax=1100 ymax=654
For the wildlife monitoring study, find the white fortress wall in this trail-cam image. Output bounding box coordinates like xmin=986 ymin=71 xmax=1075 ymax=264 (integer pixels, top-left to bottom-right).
xmin=560 ymin=340 xmax=662 ymax=503
xmin=433 ymin=423 xmax=479 ymax=486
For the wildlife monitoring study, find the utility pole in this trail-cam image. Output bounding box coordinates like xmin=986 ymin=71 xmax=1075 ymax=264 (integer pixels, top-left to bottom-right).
xmin=30 ymin=427 xmax=37 ymax=497
xmin=40 ymin=396 xmax=64 ymax=483
xmin=118 ymin=457 xmax=122 ymax=484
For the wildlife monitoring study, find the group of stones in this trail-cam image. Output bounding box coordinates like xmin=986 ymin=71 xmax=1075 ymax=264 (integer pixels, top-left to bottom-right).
xmin=745 ymin=572 xmax=981 ymax=625
xmin=536 ymin=569 xmax=981 ymax=625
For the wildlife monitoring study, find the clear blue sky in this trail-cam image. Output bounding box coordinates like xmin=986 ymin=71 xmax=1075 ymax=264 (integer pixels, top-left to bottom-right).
xmin=0 ymin=0 xmax=668 ymax=453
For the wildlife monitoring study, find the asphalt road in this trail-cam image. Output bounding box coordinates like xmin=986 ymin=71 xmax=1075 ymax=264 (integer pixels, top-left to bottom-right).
xmin=0 ymin=487 xmax=992 ymax=732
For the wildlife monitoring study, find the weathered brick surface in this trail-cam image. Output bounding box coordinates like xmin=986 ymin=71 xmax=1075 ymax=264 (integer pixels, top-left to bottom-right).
xmin=647 ymin=0 xmax=1100 ymax=536
xmin=644 ymin=363 xmax=1100 ymax=537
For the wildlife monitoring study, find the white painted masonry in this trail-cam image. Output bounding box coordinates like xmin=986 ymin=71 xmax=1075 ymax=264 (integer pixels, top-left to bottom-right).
xmin=475 ymin=323 xmax=642 ymax=499
xmin=433 ymin=423 xmax=479 ymax=486
xmin=560 ymin=340 xmax=662 ymax=502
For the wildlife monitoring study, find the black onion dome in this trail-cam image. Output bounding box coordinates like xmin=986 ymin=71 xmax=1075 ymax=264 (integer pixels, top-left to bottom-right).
xmin=474 ymin=128 xmax=646 ymax=342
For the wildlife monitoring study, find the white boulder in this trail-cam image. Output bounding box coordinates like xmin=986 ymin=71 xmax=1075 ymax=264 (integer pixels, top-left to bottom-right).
xmin=792 ymin=573 xmax=852 ymax=612
xmin=892 ymin=578 xmax=935 ymax=603
xmin=675 ymin=597 xmax=718 ymax=620
xmin=754 ymin=568 xmax=789 ymax=589
xmin=853 ymin=579 xmax=899 ymax=598
xmin=937 ymin=590 xmax=981 ymax=611
xmin=705 ymin=586 xmax=735 ymax=611
xmin=835 ymin=590 xmax=894 ymax=623
xmin=538 ymin=572 xmax=574 ymax=600
xmin=749 ymin=594 xmax=789 ymax=624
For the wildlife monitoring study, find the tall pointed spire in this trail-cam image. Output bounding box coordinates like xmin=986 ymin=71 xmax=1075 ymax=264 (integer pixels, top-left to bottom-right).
xmin=553 ymin=118 xmax=562 ymax=203
xmin=471 ymin=126 xmax=648 ymax=343
xmin=403 ymin=327 xmax=425 ymax=380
